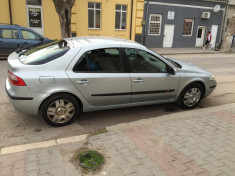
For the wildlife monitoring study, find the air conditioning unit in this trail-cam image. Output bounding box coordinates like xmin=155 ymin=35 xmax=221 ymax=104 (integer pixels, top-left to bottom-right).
xmin=201 ymin=12 xmax=211 ymax=19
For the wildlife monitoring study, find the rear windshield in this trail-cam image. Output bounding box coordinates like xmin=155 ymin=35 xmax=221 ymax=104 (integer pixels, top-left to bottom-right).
xmin=19 ymin=40 xmax=69 ymax=65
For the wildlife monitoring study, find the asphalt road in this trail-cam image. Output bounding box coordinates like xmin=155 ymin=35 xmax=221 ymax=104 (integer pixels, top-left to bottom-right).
xmin=0 ymin=53 xmax=235 ymax=148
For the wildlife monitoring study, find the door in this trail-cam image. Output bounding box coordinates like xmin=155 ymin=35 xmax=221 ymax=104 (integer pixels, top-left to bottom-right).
xmin=125 ymin=48 xmax=180 ymax=103
xmin=26 ymin=5 xmax=44 ymax=35
xmin=20 ymin=29 xmax=42 ymax=48
xmin=211 ymin=25 xmax=218 ymax=48
xmin=163 ymin=25 xmax=175 ymax=48
xmin=0 ymin=28 xmax=22 ymax=57
xmin=195 ymin=26 xmax=205 ymax=47
xmin=66 ymin=48 xmax=131 ymax=106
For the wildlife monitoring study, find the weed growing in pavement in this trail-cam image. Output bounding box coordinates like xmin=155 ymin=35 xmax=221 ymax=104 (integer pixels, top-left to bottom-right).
xmin=78 ymin=150 xmax=104 ymax=171
xmin=90 ymin=128 xmax=108 ymax=136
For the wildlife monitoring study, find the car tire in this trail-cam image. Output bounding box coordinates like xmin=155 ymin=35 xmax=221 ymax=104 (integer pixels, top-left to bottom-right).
xmin=177 ymin=83 xmax=204 ymax=109
xmin=41 ymin=93 xmax=80 ymax=127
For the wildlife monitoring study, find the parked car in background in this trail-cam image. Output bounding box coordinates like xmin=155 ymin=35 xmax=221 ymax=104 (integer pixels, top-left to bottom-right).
xmin=5 ymin=37 xmax=217 ymax=127
xmin=0 ymin=24 xmax=49 ymax=58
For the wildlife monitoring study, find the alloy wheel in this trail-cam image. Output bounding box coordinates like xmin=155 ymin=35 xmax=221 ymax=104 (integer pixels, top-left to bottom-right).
xmin=183 ymin=88 xmax=201 ymax=107
xmin=47 ymin=99 xmax=75 ymax=124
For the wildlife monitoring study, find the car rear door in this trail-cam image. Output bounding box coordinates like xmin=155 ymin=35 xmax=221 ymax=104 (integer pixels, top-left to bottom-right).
xmin=124 ymin=48 xmax=180 ymax=103
xmin=0 ymin=28 xmax=22 ymax=57
xmin=66 ymin=47 xmax=131 ymax=106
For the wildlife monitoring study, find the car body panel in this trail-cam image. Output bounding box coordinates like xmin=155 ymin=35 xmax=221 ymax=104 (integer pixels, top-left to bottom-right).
xmin=130 ymin=72 xmax=180 ymax=102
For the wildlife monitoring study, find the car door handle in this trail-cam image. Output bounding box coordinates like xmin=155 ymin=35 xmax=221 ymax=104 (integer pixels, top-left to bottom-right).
xmin=76 ymin=80 xmax=90 ymax=85
xmin=24 ymin=42 xmax=28 ymax=44
xmin=133 ymin=78 xmax=144 ymax=83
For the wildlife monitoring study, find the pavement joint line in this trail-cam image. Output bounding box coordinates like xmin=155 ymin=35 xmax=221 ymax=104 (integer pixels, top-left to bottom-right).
xmin=0 ymin=134 xmax=88 ymax=155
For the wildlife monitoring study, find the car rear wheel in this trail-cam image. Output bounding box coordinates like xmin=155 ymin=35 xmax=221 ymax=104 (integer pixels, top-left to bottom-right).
xmin=41 ymin=94 xmax=80 ymax=127
xmin=177 ymin=83 xmax=203 ymax=109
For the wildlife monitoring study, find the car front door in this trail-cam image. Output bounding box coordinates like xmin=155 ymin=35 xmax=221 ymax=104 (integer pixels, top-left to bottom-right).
xmin=0 ymin=28 xmax=22 ymax=57
xmin=20 ymin=29 xmax=41 ymax=48
xmin=66 ymin=48 xmax=131 ymax=106
xmin=124 ymin=48 xmax=180 ymax=103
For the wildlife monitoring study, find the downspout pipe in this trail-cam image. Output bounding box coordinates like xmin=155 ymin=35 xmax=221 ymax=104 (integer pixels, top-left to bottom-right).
xmin=8 ymin=0 xmax=13 ymax=25
xmin=130 ymin=0 xmax=134 ymax=40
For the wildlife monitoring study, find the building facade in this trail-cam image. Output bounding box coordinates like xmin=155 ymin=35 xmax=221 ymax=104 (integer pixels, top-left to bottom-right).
xmin=0 ymin=0 xmax=144 ymax=41
xmin=136 ymin=0 xmax=227 ymax=48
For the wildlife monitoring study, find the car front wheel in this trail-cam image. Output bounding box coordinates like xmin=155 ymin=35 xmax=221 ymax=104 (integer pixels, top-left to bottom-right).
xmin=41 ymin=94 xmax=80 ymax=127
xmin=177 ymin=83 xmax=204 ymax=109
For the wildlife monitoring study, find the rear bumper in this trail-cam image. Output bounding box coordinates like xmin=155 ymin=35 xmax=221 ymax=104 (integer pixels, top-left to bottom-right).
xmin=5 ymin=79 xmax=47 ymax=115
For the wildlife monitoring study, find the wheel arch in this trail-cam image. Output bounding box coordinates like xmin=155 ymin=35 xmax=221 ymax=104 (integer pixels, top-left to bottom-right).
xmin=177 ymin=80 xmax=206 ymax=100
xmin=38 ymin=92 xmax=83 ymax=113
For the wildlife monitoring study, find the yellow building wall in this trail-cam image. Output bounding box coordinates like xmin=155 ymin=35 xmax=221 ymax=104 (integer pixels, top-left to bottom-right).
xmin=75 ymin=0 xmax=132 ymax=40
xmin=42 ymin=0 xmax=61 ymax=39
xmin=132 ymin=0 xmax=144 ymax=40
xmin=11 ymin=0 xmax=27 ymax=27
xmin=0 ymin=0 xmax=144 ymax=41
xmin=0 ymin=0 xmax=10 ymax=24
xmin=0 ymin=0 xmax=27 ymax=26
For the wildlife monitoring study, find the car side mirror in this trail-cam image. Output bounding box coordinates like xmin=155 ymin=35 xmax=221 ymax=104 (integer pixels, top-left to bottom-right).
xmin=40 ymin=38 xmax=44 ymax=42
xmin=168 ymin=66 xmax=176 ymax=75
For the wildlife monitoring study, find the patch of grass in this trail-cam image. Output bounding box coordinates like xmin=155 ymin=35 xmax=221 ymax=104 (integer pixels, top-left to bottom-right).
xmin=78 ymin=150 xmax=104 ymax=171
xmin=224 ymin=49 xmax=235 ymax=53
xmin=91 ymin=128 xmax=108 ymax=136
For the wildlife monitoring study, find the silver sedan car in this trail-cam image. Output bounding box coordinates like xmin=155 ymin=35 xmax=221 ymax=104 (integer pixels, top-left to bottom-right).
xmin=5 ymin=37 xmax=217 ymax=126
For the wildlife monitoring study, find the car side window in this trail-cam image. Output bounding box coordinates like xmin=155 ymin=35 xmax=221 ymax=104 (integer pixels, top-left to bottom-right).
xmin=21 ymin=30 xmax=40 ymax=40
xmin=0 ymin=29 xmax=19 ymax=39
xmin=73 ymin=48 xmax=123 ymax=72
xmin=125 ymin=48 xmax=168 ymax=73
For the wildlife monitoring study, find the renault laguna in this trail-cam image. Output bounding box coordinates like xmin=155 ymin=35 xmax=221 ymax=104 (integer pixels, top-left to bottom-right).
xmin=5 ymin=37 xmax=217 ymax=126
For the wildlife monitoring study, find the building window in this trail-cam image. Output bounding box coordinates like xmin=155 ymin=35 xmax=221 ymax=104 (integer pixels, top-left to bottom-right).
xmin=88 ymin=2 xmax=101 ymax=29
xmin=149 ymin=14 xmax=162 ymax=35
xmin=115 ymin=5 xmax=127 ymax=30
xmin=183 ymin=19 xmax=194 ymax=36
xmin=26 ymin=0 xmax=41 ymax=6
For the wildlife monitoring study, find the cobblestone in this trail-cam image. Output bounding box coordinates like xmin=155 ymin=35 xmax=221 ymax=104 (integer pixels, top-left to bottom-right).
xmin=0 ymin=106 xmax=235 ymax=176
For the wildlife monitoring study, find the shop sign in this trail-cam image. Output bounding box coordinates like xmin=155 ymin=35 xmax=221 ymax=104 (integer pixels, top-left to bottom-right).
xmin=28 ymin=7 xmax=42 ymax=27
xmin=167 ymin=11 xmax=175 ymax=20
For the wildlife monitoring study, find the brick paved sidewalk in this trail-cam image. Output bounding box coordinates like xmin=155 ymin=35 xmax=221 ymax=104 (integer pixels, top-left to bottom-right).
xmin=0 ymin=104 xmax=235 ymax=176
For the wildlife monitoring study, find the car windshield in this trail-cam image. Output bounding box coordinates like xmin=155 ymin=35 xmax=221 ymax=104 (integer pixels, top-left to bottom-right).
xmin=19 ymin=40 xmax=69 ymax=65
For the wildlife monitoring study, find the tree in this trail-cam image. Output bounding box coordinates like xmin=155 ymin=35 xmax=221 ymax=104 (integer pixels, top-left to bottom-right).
xmin=221 ymin=15 xmax=235 ymax=51
xmin=53 ymin=0 xmax=76 ymax=38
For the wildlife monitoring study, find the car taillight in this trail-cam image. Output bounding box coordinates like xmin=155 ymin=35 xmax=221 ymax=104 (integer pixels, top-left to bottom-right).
xmin=8 ymin=71 xmax=26 ymax=86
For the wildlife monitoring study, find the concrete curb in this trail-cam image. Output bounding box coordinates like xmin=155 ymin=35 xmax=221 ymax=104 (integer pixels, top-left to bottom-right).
xmin=0 ymin=134 xmax=88 ymax=155
xmin=158 ymin=51 xmax=219 ymax=55
xmin=107 ymin=103 xmax=235 ymax=131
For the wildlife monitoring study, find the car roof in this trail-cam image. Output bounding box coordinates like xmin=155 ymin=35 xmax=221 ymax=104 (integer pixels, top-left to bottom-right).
xmin=0 ymin=24 xmax=39 ymax=31
xmin=66 ymin=36 xmax=147 ymax=50
xmin=0 ymin=23 xmax=25 ymax=29
xmin=0 ymin=24 xmax=46 ymax=38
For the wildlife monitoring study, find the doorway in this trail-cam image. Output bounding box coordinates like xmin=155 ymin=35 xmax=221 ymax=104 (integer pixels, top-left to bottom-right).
xmin=163 ymin=24 xmax=175 ymax=48
xmin=211 ymin=25 xmax=218 ymax=48
xmin=195 ymin=26 xmax=205 ymax=47
xmin=26 ymin=0 xmax=44 ymax=35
